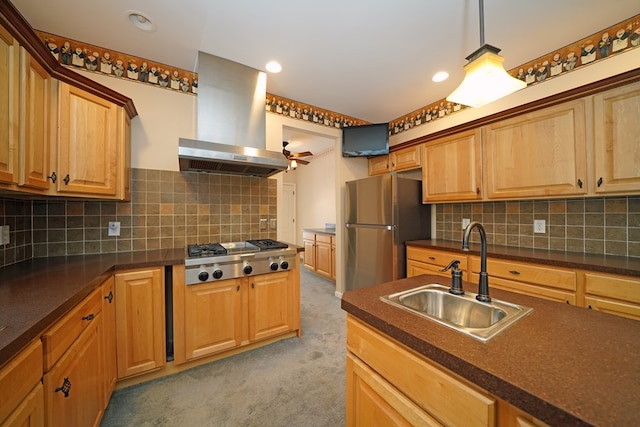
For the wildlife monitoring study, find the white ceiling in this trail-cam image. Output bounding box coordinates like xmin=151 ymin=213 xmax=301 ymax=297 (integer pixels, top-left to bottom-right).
xmin=11 ymin=0 xmax=639 ymax=138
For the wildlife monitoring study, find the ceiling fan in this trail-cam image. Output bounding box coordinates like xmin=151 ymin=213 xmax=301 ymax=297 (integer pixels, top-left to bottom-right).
xmin=282 ymin=141 xmax=313 ymax=167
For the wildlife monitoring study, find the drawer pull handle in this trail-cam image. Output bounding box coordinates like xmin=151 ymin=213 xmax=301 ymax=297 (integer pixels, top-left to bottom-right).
xmin=55 ymin=377 xmax=71 ymax=397
xmin=82 ymin=313 xmax=95 ymax=321
xmin=237 ymin=285 xmax=240 ymax=292
xmin=428 ymin=256 xmax=436 ymax=260
xmin=104 ymin=291 xmax=113 ymax=303
xmin=508 ymin=270 xmax=521 ymax=275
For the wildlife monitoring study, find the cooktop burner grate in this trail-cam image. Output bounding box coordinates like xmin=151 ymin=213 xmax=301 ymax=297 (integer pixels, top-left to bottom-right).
xmin=187 ymin=243 xmax=227 ymax=257
xmin=246 ymin=239 xmax=289 ymax=250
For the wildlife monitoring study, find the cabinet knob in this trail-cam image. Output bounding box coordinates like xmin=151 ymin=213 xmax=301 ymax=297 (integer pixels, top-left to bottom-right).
xmin=104 ymin=291 xmax=113 ymax=303
xmin=63 ymin=174 xmax=70 ymax=185
xmin=597 ymin=177 xmax=603 ymax=187
xmin=476 ymin=187 xmax=480 ymax=195
xmin=577 ymin=179 xmax=583 ymax=188
xmin=47 ymin=172 xmax=57 ymax=183
xmin=55 ymin=377 xmax=72 ymax=397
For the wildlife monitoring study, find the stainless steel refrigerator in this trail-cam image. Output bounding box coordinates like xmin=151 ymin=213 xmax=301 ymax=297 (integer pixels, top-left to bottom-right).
xmin=345 ymin=174 xmax=431 ymax=291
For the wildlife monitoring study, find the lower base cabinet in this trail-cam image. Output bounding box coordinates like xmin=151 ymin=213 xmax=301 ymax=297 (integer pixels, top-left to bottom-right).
xmin=0 ymin=340 xmax=44 ymax=427
xmin=173 ymin=265 xmax=301 ymax=365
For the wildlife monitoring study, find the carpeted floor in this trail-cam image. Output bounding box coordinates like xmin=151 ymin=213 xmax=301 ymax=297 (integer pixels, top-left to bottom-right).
xmin=101 ymin=268 xmax=346 ymax=427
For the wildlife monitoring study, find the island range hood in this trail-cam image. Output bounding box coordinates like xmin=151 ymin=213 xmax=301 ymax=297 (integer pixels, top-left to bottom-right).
xmin=178 ymin=52 xmax=288 ymax=177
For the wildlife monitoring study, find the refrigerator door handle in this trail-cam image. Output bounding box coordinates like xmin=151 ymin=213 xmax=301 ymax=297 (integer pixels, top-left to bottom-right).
xmin=345 ymin=223 xmax=395 ymax=231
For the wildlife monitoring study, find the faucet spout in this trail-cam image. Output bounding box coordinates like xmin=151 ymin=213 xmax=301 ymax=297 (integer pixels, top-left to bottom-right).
xmin=462 ymin=221 xmax=491 ymax=302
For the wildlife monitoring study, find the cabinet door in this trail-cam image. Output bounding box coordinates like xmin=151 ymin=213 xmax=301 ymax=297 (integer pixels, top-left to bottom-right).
xmin=0 ymin=383 xmax=44 ymax=427
xmin=0 ymin=25 xmax=19 ymax=185
xmin=593 ymin=81 xmax=640 ymax=194
xmin=43 ymin=315 xmax=103 ymax=427
xmin=583 ymin=272 xmax=640 ymax=320
xmin=57 ymin=82 xmax=121 ymax=197
xmin=19 ymin=48 xmax=50 ymax=190
xmin=249 ymin=272 xmax=293 ymax=341
xmin=183 ymin=278 xmax=243 ymax=360
xmin=485 ymin=99 xmax=587 ymax=199
xmin=422 ymin=129 xmax=482 ymax=202
xmin=303 ymin=237 xmax=316 ymax=270
xmin=346 ymin=354 xmax=441 ymax=427
xmin=331 ymin=241 xmax=336 ymax=281
xmin=315 ymin=236 xmax=332 ymax=279
xmin=391 ymin=145 xmax=421 ymax=172
xmin=0 ymin=340 xmax=42 ymax=425
xmin=101 ymin=277 xmax=117 ymax=406
xmin=115 ymin=268 xmax=165 ymax=379
xmin=368 ymin=155 xmax=389 ymax=176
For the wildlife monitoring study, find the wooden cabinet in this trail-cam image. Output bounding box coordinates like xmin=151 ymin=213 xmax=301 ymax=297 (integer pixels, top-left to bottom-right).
xmin=249 ymin=271 xmax=297 ymax=341
xmin=347 ymin=316 xmax=496 ymax=427
xmin=484 ymin=99 xmax=588 ymax=200
xmin=181 ymin=277 xmax=243 ymax=361
xmin=18 ymin=47 xmax=51 ymax=191
xmin=422 ymin=129 xmax=482 ymax=202
xmin=582 ymin=271 xmax=640 ymax=320
xmin=115 ymin=267 xmax=165 ymax=379
xmin=593 ymin=81 xmax=640 ymax=195
xmin=0 ymin=24 xmax=19 ymax=186
xmin=173 ymin=264 xmax=301 ymax=365
xmin=101 ymin=276 xmax=117 ymax=407
xmin=369 ymin=145 xmax=422 ymax=176
xmin=406 ymin=246 xmax=468 ymax=279
xmin=42 ymin=287 xmax=104 ymax=427
xmin=469 ymin=256 xmax=577 ymax=305
xmin=0 ymin=340 xmax=43 ymax=427
xmin=56 ymin=82 xmax=130 ymax=200
xmin=303 ymin=231 xmax=335 ymax=281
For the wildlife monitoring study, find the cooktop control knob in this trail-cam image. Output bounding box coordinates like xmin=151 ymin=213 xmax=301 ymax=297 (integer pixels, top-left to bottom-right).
xmin=243 ymin=264 xmax=253 ymax=275
xmin=280 ymin=260 xmax=289 ymax=270
xmin=198 ymin=271 xmax=209 ymax=281
xmin=269 ymin=261 xmax=279 ymax=271
xmin=212 ymin=269 xmax=223 ymax=279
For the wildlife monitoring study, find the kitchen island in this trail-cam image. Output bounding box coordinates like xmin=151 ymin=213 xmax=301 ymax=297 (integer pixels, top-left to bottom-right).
xmin=341 ymin=273 xmax=640 ymax=426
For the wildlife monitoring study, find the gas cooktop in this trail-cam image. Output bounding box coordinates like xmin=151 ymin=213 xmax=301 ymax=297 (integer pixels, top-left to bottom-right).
xmin=187 ymin=239 xmax=289 ymax=259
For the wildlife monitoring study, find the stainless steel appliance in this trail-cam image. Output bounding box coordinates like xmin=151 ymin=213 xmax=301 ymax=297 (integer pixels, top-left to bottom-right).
xmin=345 ymin=174 xmax=431 ymax=291
xmin=184 ymin=239 xmax=297 ymax=285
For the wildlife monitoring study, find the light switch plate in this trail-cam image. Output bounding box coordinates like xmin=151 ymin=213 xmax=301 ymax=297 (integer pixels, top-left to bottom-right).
xmin=462 ymin=218 xmax=471 ymax=229
xmin=0 ymin=225 xmax=8 ymax=245
xmin=259 ymin=218 xmax=267 ymax=230
xmin=534 ymin=219 xmax=546 ymax=234
xmin=269 ymin=218 xmax=277 ymax=229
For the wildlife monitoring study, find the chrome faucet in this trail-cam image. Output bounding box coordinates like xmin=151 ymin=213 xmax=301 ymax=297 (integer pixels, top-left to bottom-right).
xmin=462 ymin=221 xmax=491 ymax=302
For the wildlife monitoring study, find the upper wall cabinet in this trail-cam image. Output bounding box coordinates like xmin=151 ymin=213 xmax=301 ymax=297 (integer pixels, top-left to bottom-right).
xmin=484 ymin=99 xmax=588 ymax=200
xmin=56 ymin=82 xmax=130 ymax=200
xmin=369 ymin=145 xmax=422 ymax=176
xmin=593 ymin=81 xmax=640 ymax=195
xmin=0 ymin=24 xmax=19 ymax=185
xmin=422 ymin=129 xmax=482 ymax=203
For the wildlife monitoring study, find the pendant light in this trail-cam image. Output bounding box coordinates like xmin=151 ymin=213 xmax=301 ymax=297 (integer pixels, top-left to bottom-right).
xmin=446 ymin=0 xmax=526 ymax=108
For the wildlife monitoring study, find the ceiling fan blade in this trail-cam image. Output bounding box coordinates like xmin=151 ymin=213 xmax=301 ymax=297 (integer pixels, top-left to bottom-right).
xmin=296 ymin=159 xmax=310 ymax=165
xmin=290 ymin=151 xmax=313 ymax=158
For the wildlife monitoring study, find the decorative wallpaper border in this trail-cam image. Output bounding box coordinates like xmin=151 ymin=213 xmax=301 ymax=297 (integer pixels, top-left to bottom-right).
xmin=36 ymin=30 xmax=198 ymax=95
xmin=35 ymin=13 xmax=640 ymax=134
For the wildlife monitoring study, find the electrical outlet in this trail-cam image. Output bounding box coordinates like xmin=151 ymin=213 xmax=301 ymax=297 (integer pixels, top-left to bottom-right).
xmin=108 ymin=221 xmax=120 ymax=237
xmin=259 ymin=218 xmax=267 ymax=230
xmin=462 ymin=218 xmax=471 ymax=229
xmin=534 ymin=219 xmax=546 ymax=234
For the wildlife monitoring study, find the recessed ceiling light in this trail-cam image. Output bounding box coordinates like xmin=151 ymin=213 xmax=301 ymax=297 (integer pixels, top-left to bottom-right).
xmin=266 ymin=61 xmax=282 ymax=73
xmin=126 ymin=10 xmax=157 ymax=32
xmin=432 ymin=71 xmax=449 ymax=82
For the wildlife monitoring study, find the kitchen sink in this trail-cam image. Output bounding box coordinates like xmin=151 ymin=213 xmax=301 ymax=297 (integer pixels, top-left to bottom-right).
xmin=381 ymin=284 xmax=532 ymax=342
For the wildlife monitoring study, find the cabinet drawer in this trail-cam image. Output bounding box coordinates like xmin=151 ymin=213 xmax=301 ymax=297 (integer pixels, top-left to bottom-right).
xmin=0 ymin=340 xmax=42 ymax=424
xmin=315 ymin=233 xmax=332 ymax=244
xmin=302 ymin=231 xmax=315 ymax=241
xmin=347 ymin=316 xmax=495 ymax=427
xmin=42 ymin=287 xmax=102 ymax=371
xmin=470 ymin=257 xmax=576 ymax=292
xmin=584 ymin=272 xmax=640 ymax=304
xmin=407 ymin=247 xmax=467 ymax=271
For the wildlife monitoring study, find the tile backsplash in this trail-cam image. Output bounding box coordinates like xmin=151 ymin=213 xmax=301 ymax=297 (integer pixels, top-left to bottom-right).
xmin=0 ymin=169 xmax=277 ymax=267
xmin=435 ymin=197 xmax=640 ymax=257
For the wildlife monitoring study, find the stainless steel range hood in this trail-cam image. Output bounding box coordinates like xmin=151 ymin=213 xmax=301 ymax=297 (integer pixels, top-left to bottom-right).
xmin=178 ymin=52 xmax=288 ymax=177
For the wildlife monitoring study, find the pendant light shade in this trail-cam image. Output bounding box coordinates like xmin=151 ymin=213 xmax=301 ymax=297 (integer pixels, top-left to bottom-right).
xmin=446 ymin=1 xmax=526 ymax=108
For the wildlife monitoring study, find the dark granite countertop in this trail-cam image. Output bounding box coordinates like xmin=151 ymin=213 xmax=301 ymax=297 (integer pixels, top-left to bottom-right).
xmin=303 ymin=228 xmax=336 ymax=235
xmin=0 ymin=248 xmax=185 ymax=367
xmin=406 ymin=239 xmax=640 ymax=276
xmin=342 ymin=274 xmax=640 ymax=426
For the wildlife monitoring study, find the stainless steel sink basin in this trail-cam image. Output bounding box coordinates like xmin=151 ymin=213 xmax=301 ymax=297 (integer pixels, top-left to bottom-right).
xmin=381 ymin=284 xmax=532 ymax=342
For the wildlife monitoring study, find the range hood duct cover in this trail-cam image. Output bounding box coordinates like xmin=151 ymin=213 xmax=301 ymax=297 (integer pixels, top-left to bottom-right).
xmin=178 ymin=52 xmax=288 ymax=177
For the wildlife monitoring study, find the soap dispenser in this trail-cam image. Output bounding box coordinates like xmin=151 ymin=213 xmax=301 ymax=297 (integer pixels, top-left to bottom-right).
xmin=441 ymin=259 xmax=464 ymax=295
